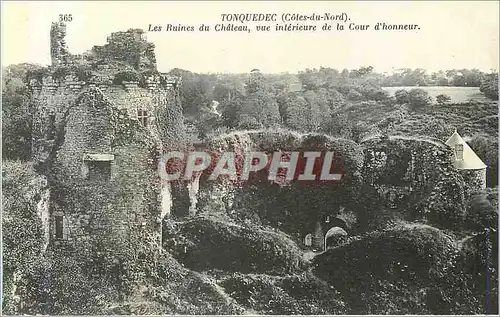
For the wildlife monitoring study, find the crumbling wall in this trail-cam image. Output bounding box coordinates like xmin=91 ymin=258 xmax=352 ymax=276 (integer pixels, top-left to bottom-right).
xmin=30 ymin=21 xmax=184 ymax=261
xmin=460 ymin=169 xmax=487 ymax=193
xmin=193 ymin=130 xmax=364 ymax=241
xmin=47 ymin=87 xmax=161 ymax=260
xmin=50 ymin=22 xmax=70 ymax=67
xmin=360 ymin=136 xmax=467 ymax=229
xmin=90 ymin=29 xmax=157 ymax=71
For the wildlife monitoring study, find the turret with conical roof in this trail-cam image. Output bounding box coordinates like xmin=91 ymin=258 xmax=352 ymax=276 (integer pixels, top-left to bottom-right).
xmin=445 ymin=129 xmax=487 ymax=170
xmin=445 ymin=130 xmax=487 ymax=190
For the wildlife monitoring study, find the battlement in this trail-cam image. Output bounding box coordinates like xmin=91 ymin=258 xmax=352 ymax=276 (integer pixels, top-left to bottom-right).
xmin=29 ymin=71 xmax=182 ymax=96
xmin=50 ymin=20 xmax=157 ymax=72
xmin=29 ymin=21 xmax=186 ymax=263
xmin=106 ymin=28 xmax=147 ymax=43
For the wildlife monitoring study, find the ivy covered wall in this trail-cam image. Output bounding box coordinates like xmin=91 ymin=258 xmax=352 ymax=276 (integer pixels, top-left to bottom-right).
xmin=45 ymin=87 xmax=161 ymax=261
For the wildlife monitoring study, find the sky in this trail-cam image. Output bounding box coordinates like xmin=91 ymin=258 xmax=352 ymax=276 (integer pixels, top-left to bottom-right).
xmin=1 ymin=1 xmax=499 ymax=74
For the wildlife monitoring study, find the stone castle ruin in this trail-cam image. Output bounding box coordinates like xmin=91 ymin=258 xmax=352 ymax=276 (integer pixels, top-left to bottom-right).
xmin=30 ymin=21 xmax=182 ymax=260
xmin=30 ymin=22 xmax=488 ymax=261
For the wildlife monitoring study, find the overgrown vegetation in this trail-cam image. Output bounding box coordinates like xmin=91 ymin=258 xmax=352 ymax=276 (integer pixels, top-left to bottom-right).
xmin=2 ymin=58 xmax=498 ymax=314
xmin=313 ymin=224 xmax=486 ymax=314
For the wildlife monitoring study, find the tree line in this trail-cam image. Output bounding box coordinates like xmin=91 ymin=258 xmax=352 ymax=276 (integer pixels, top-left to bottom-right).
xmin=2 ymin=64 xmax=498 ymax=162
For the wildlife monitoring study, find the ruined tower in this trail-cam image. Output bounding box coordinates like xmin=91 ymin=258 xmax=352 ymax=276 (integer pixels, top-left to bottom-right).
xmin=50 ymin=21 xmax=70 ymax=67
xmin=30 ymin=22 xmax=183 ymax=262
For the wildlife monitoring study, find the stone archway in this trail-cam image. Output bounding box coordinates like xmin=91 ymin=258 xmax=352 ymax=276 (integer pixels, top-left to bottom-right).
xmin=324 ymin=216 xmax=349 ymax=232
xmin=324 ymin=226 xmax=348 ymax=251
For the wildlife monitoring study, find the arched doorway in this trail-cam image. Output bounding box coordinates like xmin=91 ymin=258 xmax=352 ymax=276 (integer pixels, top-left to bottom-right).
xmin=324 ymin=226 xmax=348 ymax=250
xmin=324 ymin=216 xmax=349 ymax=231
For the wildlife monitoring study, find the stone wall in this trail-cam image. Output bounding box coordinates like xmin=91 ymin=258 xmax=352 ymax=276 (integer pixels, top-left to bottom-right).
xmin=90 ymin=29 xmax=157 ymax=71
xmin=461 ymin=168 xmax=487 ymax=193
xmin=31 ymin=21 xmax=184 ymax=261
xmin=361 ymin=136 xmax=460 ymax=208
xmin=47 ymin=88 xmax=162 ymax=260
xmin=50 ymin=22 xmax=69 ymax=67
xmin=30 ymin=73 xmax=179 ymax=164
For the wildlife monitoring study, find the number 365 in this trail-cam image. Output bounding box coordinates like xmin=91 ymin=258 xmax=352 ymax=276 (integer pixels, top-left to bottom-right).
xmin=59 ymin=14 xmax=73 ymax=22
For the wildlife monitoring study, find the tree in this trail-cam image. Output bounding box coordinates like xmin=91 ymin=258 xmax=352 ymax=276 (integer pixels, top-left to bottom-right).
xmin=466 ymin=192 xmax=498 ymax=231
xmin=347 ymin=89 xmax=363 ymax=101
xmin=2 ymin=161 xmax=45 ymax=313
xmin=436 ymin=94 xmax=451 ymax=105
xmin=2 ymin=63 xmax=44 ymax=160
xmin=394 ymin=89 xmax=410 ymax=105
xmin=167 ymin=68 xmax=216 ymax=117
xmin=480 ymin=72 xmax=499 ymax=100
xmin=468 ymin=134 xmax=498 ymax=187
xmin=408 ymin=88 xmax=432 ymax=108
xmin=356 ymin=66 xmax=374 ymax=76
xmin=283 ymin=93 xmax=309 ymax=131
xmin=237 ymin=71 xmax=281 ymax=128
xmin=196 ymin=104 xmax=223 ymax=139
xmin=214 ymin=75 xmax=246 ymax=129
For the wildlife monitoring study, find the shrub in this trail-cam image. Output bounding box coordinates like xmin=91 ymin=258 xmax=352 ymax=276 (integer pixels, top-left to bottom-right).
xmin=313 ymin=224 xmax=480 ymax=314
xmin=163 ymin=215 xmax=307 ymax=275
xmin=74 ymin=66 xmax=92 ymax=82
xmin=51 ymin=66 xmax=71 ymax=83
xmin=347 ymin=89 xmax=363 ymax=101
xmin=459 ymin=230 xmax=499 ymax=314
xmin=236 ymin=114 xmax=264 ymax=130
xmin=52 ymin=65 xmax=92 ymax=83
xmin=112 ymin=71 xmax=141 ymax=85
xmin=364 ymin=87 xmax=390 ymax=101
xmin=436 ymin=94 xmax=451 ymax=105
xmin=2 ymin=161 xmax=45 ymax=313
xmin=21 ymin=255 xmax=108 ymax=315
xmin=394 ymin=89 xmax=409 ymax=104
xmin=480 ymin=73 xmax=499 ymax=100
xmin=408 ymin=88 xmax=432 ymax=108
xmin=26 ymin=67 xmax=50 ymax=83
xmin=465 ymin=192 xmax=499 ymax=231
xmin=220 ymin=272 xmax=348 ymax=314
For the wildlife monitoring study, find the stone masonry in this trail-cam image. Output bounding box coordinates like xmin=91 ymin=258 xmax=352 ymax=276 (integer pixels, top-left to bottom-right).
xmin=31 ymin=21 xmax=182 ymax=260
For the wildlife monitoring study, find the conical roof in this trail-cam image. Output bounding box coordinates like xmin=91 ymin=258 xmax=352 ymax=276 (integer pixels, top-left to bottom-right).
xmin=445 ymin=130 xmax=487 ymax=170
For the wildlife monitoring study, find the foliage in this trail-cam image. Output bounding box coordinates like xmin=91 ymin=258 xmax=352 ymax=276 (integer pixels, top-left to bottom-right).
xmin=408 ymin=88 xmax=432 ymax=108
xmin=2 ymin=161 xmax=45 ymax=312
xmin=361 ymin=136 xmax=467 ymax=230
xmin=479 ymin=72 xmax=498 ymax=100
xmin=199 ymin=130 xmax=363 ymax=239
xmin=436 ymin=93 xmax=451 ymax=105
xmin=20 ymin=254 xmax=109 ymax=315
xmin=236 ymin=114 xmax=264 ymax=130
xmin=347 ymin=88 xmax=363 ymax=101
xmin=219 ymin=272 xmax=348 ymax=314
xmin=239 ymin=72 xmax=281 ymax=128
xmin=154 ymin=89 xmax=188 ymax=151
xmin=52 ymin=65 xmax=92 ymax=83
xmin=381 ymin=68 xmax=484 ymax=87
xmin=2 ymin=64 xmax=43 ymax=160
xmin=167 ymin=68 xmax=216 ymax=117
xmin=91 ymin=29 xmax=156 ymax=71
xmin=313 ymin=224 xmax=482 ymax=314
xmin=465 ymin=191 xmax=499 ymax=231
xmin=163 ymin=215 xmax=308 ymax=275
xmin=468 ymin=133 xmax=498 ymax=187
xmin=391 ymin=116 xmax=455 ymax=141
xmin=112 ymin=70 xmax=141 ymax=85
xmin=459 ymin=230 xmax=499 ymax=314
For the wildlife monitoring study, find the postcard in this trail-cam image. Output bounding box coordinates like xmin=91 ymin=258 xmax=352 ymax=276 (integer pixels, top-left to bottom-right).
xmin=1 ymin=1 xmax=499 ymax=315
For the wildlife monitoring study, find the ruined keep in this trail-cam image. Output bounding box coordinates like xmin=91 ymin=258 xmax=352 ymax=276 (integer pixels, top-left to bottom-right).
xmin=30 ymin=21 xmax=183 ymax=260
